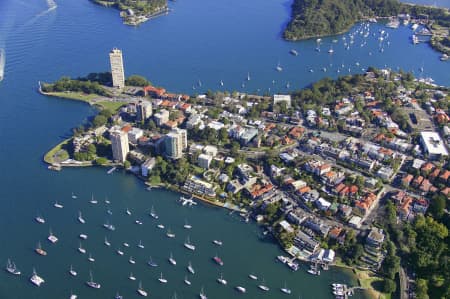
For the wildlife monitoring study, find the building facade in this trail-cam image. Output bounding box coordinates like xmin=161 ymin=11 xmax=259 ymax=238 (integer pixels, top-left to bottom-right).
xmin=136 ymin=100 xmax=152 ymax=122
xmin=164 ymin=128 xmax=187 ymax=159
xmin=110 ymin=129 xmax=129 ymax=162
xmin=109 ymin=48 xmax=125 ymax=89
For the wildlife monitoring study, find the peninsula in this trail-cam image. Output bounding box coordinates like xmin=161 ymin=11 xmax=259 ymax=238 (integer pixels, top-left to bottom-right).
xmin=284 ymin=0 xmax=450 ymax=55
xmin=42 ymin=54 xmax=450 ymax=299
xmin=90 ymin=0 xmax=169 ymax=25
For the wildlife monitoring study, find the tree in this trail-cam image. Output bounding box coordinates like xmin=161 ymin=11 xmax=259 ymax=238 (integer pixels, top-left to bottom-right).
xmin=125 ymin=75 xmax=151 ymax=87
xmin=429 ymin=194 xmax=446 ymax=219
xmin=123 ymin=160 xmax=131 ymax=169
xmin=92 ymin=115 xmax=107 ymax=128
xmin=95 ymin=157 xmax=108 ymax=165
xmin=382 ymin=278 xmax=397 ymax=294
xmin=87 ymin=144 xmax=97 ymax=156
xmin=415 ymin=279 xmax=429 ymax=299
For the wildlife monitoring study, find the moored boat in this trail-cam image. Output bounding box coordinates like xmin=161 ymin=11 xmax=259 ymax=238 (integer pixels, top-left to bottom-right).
xmin=289 ymin=49 xmax=298 ymax=56
xmin=78 ymin=211 xmax=85 ymax=224
xmin=217 ymin=273 xmax=227 ymax=285
xmin=30 ymin=268 xmax=45 ymax=287
xmin=6 ymin=259 xmax=21 ymax=275
xmin=158 ymin=272 xmax=168 ymax=283
xmin=236 ymin=286 xmax=246 ymax=293
xmin=184 ymin=236 xmax=196 ymax=251
xmin=258 ymin=279 xmax=270 ymax=291
xmin=35 ymin=242 xmax=47 ymax=256
xmin=184 ymin=275 xmax=191 ymax=285
xmin=148 ymin=256 xmax=158 ymax=267
xmin=187 ymin=261 xmax=195 ymax=274
xmin=86 ymin=271 xmax=101 ymax=289
xmin=212 ymin=239 xmax=222 ymax=246
xmin=137 ymin=281 xmax=148 ymax=297
xmin=169 ymin=252 xmax=176 ymax=265
xmin=69 ymin=265 xmax=77 ymax=276
xmin=213 ymin=255 xmax=223 ymax=266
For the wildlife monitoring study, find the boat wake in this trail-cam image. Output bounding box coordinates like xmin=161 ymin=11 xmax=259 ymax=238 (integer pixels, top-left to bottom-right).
xmin=23 ymin=0 xmax=57 ymax=27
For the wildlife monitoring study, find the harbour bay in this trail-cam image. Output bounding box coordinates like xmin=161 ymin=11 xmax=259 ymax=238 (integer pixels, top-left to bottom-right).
xmin=0 ymin=0 xmax=449 ymax=298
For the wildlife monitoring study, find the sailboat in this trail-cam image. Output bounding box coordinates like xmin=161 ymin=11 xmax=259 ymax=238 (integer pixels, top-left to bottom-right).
xmin=281 ymin=281 xmax=292 ymax=294
xmin=35 ymin=213 xmax=45 ymax=224
xmin=69 ymin=265 xmax=77 ymax=276
xmin=137 ymin=281 xmax=148 ymax=297
xmin=148 ymin=256 xmax=158 ymax=267
xmin=158 ymin=272 xmax=168 ymax=283
xmin=104 ymin=236 xmax=111 ymax=247
xmin=220 ymin=80 xmax=224 ymax=87
xmin=184 ymin=275 xmax=192 ymax=285
xmin=78 ymin=242 xmax=86 ymax=254
xmin=199 ymin=287 xmax=208 ymax=299
xmin=126 ymin=208 xmax=131 ymax=215
xmin=88 ymin=253 xmax=95 ymax=262
xmin=149 ymin=206 xmax=158 ymax=219
xmin=35 ymin=241 xmax=47 ymax=256
xmin=166 ymin=228 xmax=175 ymax=238
xmin=328 ymin=45 xmax=334 ymax=54
xmin=168 ymin=252 xmax=176 ymax=265
xmin=217 ymin=273 xmax=227 ymax=285
xmin=258 ymin=278 xmax=270 ymax=291
xmin=129 ymin=272 xmax=136 ymax=280
xmin=137 ymin=240 xmax=145 ymax=249
xmin=48 ymin=228 xmax=58 ymax=243
xmin=115 ymin=292 xmax=123 ymax=299
xmin=235 ymin=286 xmax=246 ymax=293
xmin=276 ymin=62 xmax=283 ymax=72
xmin=183 ymin=219 xmax=192 ymax=229
xmin=103 ymin=220 xmax=115 ymax=231
xmin=78 ymin=211 xmax=86 ymax=224
xmin=71 ymin=192 xmax=77 ymax=199
xmin=54 ymin=200 xmax=63 ymax=208
xmin=247 ymin=72 xmax=251 ymax=81
xmin=89 ymin=194 xmax=98 ymax=204
xmin=86 ymin=271 xmax=101 ymax=289
xmin=6 ymin=259 xmax=21 ymax=275
xmin=187 ymin=261 xmax=195 ymax=274
xmin=30 ymin=268 xmax=45 ymax=286
xmin=129 ymin=256 xmax=136 ymax=264
xmin=184 ymin=236 xmax=196 ymax=251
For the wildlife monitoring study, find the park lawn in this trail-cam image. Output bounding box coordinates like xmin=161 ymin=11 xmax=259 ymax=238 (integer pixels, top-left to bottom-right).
xmin=44 ymin=138 xmax=72 ymax=164
xmin=47 ymin=91 xmax=99 ymax=102
xmin=356 ymin=270 xmax=391 ymax=299
xmin=96 ymin=101 xmax=127 ymax=112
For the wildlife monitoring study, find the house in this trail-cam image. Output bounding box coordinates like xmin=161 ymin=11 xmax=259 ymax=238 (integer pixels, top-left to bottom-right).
xmin=315 ymin=198 xmax=331 ymax=211
xmin=376 ymin=167 xmax=394 ymax=181
xmin=141 ymin=158 xmax=156 ymax=177
xmin=293 ymin=230 xmax=319 ymax=253
xmin=354 ymin=193 xmax=377 ymax=216
xmin=401 ymin=174 xmax=413 ymax=187
xmin=279 ymin=220 xmax=294 ymax=233
xmin=339 ymin=204 xmax=353 ymax=218
xmin=366 ymin=227 xmax=385 ymax=249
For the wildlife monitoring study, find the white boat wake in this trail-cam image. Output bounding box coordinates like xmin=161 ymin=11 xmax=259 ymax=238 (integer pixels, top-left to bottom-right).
xmin=23 ymin=0 xmax=57 ymax=27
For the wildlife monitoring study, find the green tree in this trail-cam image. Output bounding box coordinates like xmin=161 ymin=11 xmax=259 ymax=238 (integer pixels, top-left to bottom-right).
xmin=95 ymin=157 xmax=108 ymax=165
xmin=124 ymin=160 xmax=131 ymax=169
xmin=125 ymin=75 xmax=151 ymax=87
xmin=92 ymin=115 xmax=107 ymax=128
xmin=429 ymin=194 xmax=446 ymax=219
xmin=415 ymin=279 xmax=429 ymax=299
xmin=382 ymin=278 xmax=397 ymax=294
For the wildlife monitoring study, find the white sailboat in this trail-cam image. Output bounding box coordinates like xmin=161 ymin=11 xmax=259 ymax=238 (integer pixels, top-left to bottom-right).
xmin=129 ymin=272 xmax=136 ymax=280
xmin=47 ymin=228 xmax=58 ymax=243
xmin=71 ymin=192 xmax=77 ymax=199
xmin=35 ymin=213 xmax=45 ymax=224
xmin=126 ymin=208 xmax=131 ymax=215
xmin=168 ymin=252 xmax=176 ymax=265
xmin=30 ymin=268 xmax=45 ymax=287
xmin=281 ymin=281 xmax=292 ymax=294
xmin=150 ymin=205 xmax=158 ymax=219
xmin=258 ymin=278 xmax=270 ymax=291
xmin=184 ymin=275 xmax=191 ymax=285
xmin=104 ymin=236 xmax=111 ymax=246
xmin=276 ymin=62 xmax=283 ymax=72
xmin=54 ymin=200 xmax=63 ymax=208
xmin=166 ymin=228 xmax=175 ymax=238
xmin=158 ymin=272 xmax=168 ymax=283
xmin=6 ymin=259 xmax=21 ymax=275
xmin=184 ymin=236 xmax=196 ymax=251
xmin=137 ymin=281 xmax=148 ymax=297
xmin=85 ymin=271 xmax=101 ymax=289
xmin=78 ymin=242 xmax=86 ymax=254
xmin=89 ymin=194 xmax=98 ymax=204
xmin=183 ymin=219 xmax=192 ymax=229
xmin=137 ymin=240 xmax=144 ymax=249
xmin=187 ymin=261 xmax=195 ymax=274
xmin=78 ymin=211 xmax=85 ymax=224
xmin=88 ymin=253 xmax=95 ymax=262
xmin=129 ymin=256 xmax=136 ymax=264
xmin=199 ymin=287 xmax=208 ymax=299
xmin=217 ymin=273 xmax=227 ymax=285
xmin=69 ymin=265 xmax=77 ymax=276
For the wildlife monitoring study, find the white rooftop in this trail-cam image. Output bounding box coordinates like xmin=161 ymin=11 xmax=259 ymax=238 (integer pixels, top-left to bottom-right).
xmin=420 ymin=131 xmax=448 ymax=156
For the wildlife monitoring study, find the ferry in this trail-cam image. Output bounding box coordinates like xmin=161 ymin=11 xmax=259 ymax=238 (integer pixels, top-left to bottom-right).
xmin=187 ymin=261 xmax=195 ymax=274
xmin=79 ymin=234 xmax=88 ymax=240
xmin=184 ymin=275 xmax=192 ymax=285
xmin=104 ymin=236 xmax=111 ymax=246
xmin=35 ymin=242 xmax=47 ymax=256
xmin=217 ymin=273 xmax=227 ymax=285
xmin=54 ymin=200 xmax=64 ymax=208
xmin=235 ymin=286 xmax=246 ymax=293
xmin=30 ymin=268 xmax=45 ymax=287
xmin=212 ymin=239 xmax=223 ymax=246
xmin=6 ymin=259 xmax=21 ymax=275
xmin=137 ymin=281 xmax=148 ymax=297
xmin=148 ymin=257 xmax=158 ymax=267
xmin=158 ymin=272 xmax=168 ymax=283
xmin=86 ymin=271 xmax=101 ymax=289
xmin=78 ymin=211 xmax=86 ymax=224
xmin=289 ymin=49 xmax=298 ymax=56
xmin=35 ymin=215 xmax=45 ymax=224
xmin=212 ymin=255 xmax=224 ymax=266
xmin=69 ymin=265 xmax=77 ymax=276
xmin=129 ymin=272 xmax=136 ymax=280
xmin=169 ymin=253 xmax=176 ymax=265
xmin=184 ymin=236 xmax=196 ymax=251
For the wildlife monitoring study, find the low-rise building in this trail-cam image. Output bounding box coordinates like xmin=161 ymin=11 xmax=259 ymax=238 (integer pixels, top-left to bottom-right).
xmin=198 ymin=153 xmax=213 ymax=169
xmin=420 ymin=131 xmax=448 ymax=160
xmin=294 ymin=230 xmax=319 ymax=253
xmin=141 ymin=157 xmax=156 ymax=177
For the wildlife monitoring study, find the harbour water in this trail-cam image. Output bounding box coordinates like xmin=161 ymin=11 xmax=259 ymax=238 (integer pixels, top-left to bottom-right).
xmin=0 ymin=0 xmax=449 ymax=298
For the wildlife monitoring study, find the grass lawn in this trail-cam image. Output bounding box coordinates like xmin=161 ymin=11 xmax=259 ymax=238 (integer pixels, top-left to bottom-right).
xmin=95 ymin=101 xmax=127 ymax=112
xmin=44 ymin=138 xmax=72 ymax=164
xmin=46 ymin=91 xmax=99 ymax=102
xmin=356 ymin=270 xmax=391 ymax=299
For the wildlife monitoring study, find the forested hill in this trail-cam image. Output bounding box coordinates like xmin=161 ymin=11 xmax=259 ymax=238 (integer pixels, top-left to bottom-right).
xmin=284 ymin=0 xmax=406 ymax=40
xmin=92 ymin=0 xmax=167 ymax=16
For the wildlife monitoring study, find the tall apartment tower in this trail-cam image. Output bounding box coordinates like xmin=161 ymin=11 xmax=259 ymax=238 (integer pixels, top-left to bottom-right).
xmin=109 ymin=48 xmax=125 ymax=89
xmin=110 ymin=129 xmax=129 ymax=162
xmin=164 ymin=128 xmax=187 ymax=159
xmin=136 ymin=100 xmax=153 ymax=122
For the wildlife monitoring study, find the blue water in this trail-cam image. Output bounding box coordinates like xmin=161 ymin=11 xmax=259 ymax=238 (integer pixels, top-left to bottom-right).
xmin=0 ymin=0 xmax=449 ymax=297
